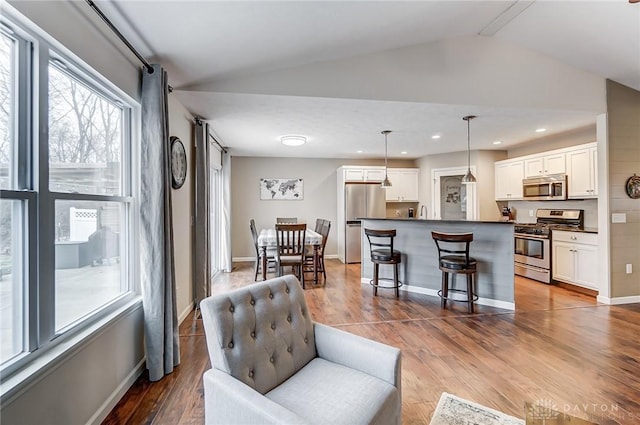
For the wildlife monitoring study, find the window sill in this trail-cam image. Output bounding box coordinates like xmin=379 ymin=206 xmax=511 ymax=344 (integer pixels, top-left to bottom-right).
xmin=0 ymin=296 xmax=143 ymax=404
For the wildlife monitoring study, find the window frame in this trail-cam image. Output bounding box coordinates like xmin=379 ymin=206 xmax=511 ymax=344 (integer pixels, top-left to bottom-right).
xmin=0 ymin=11 xmax=140 ymax=379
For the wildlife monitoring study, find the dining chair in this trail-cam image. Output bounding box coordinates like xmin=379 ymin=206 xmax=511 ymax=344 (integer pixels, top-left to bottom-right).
xmin=275 ymin=223 xmax=307 ymax=288
xmin=305 ymin=219 xmax=330 ymax=280
xmin=276 ymin=217 xmax=298 ymax=224
xmin=250 ymin=219 xmax=276 ymax=281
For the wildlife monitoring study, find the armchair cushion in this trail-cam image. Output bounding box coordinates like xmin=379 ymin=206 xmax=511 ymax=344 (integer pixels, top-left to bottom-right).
xmin=266 ymin=357 xmax=399 ymax=425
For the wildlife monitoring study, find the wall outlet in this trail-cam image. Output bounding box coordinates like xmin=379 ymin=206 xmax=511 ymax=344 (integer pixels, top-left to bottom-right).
xmin=529 ymin=210 xmax=534 ymax=217
xmin=626 ymin=264 xmax=633 ymax=274
xmin=612 ymin=213 xmax=627 ymax=223
xmin=395 ymin=210 xmax=401 ymax=217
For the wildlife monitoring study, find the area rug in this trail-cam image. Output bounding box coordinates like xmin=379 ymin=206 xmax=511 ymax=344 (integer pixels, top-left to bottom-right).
xmin=429 ymin=392 xmax=525 ymax=425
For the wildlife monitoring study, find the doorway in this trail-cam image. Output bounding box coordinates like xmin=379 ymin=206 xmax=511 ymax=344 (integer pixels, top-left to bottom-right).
xmin=432 ymin=166 xmax=478 ymax=220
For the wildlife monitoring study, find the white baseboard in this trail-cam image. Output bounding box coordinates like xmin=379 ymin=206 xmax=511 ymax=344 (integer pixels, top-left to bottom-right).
xmin=87 ymin=358 xmax=146 ymax=425
xmin=232 ymin=257 xmax=255 ymax=262
xmin=596 ymin=295 xmax=640 ymax=305
xmin=178 ymin=302 xmax=195 ymax=325
xmin=360 ymin=278 xmax=515 ymax=311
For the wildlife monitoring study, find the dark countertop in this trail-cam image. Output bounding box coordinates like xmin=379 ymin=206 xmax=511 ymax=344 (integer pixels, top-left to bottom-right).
xmin=360 ymin=217 xmax=514 ymax=224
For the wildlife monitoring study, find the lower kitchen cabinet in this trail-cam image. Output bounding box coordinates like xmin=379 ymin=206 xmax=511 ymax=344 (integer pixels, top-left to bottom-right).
xmin=552 ymin=230 xmax=598 ymax=290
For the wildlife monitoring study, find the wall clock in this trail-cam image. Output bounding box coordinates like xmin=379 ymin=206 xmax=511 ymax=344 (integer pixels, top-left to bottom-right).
xmin=170 ymin=136 xmax=187 ymax=189
xmin=625 ymin=174 xmax=640 ymax=199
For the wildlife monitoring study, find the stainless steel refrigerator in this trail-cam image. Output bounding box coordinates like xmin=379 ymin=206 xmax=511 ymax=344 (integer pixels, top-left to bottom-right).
xmin=345 ymin=183 xmax=387 ymax=263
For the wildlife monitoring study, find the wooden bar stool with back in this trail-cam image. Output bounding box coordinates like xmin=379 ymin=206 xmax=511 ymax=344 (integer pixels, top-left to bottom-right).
xmin=431 ymin=231 xmax=478 ymax=313
xmin=364 ymin=228 xmax=402 ymax=297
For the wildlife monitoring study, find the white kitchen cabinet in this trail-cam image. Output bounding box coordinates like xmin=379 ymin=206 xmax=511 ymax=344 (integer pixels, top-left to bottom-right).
xmin=344 ymin=168 xmax=364 ymax=181
xmin=385 ymin=168 xmax=419 ymax=202
xmin=524 ymin=153 xmax=566 ymax=177
xmin=341 ymin=166 xmax=385 ymax=182
xmin=567 ymin=143 xmax=598 ymax=198
xmin=552 ymin=230 xmax=598 ymax=290
xmin=494 ymin=159 xmax=524 ymax=200
xmin=364 ymin=168 xmax=386 ymax=182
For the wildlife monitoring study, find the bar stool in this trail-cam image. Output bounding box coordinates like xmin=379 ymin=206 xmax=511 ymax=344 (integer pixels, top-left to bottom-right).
xmin=431 ymin=231 xmax=478 ymax=313
xmin=364 ymin=228 xmax=402 ymax=297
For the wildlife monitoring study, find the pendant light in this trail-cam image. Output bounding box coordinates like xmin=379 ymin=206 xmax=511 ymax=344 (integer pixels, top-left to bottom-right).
xmin=461 ymin=115 xmax=477 ymax=183
xmin=381 ymin=130 xmax=392 ymax=188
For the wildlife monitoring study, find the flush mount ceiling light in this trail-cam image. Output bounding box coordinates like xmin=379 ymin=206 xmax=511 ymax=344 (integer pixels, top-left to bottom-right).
xmin=381 ymin=130 xmax=392 ymax=188
xmin=432 ymin=134 xmax=441 ymax=140
xmin=493 ymin=140 xmax=502 ymax=145
xmin=280 ymin=135 xmax=307 ymax=146
xmin=461 ymin=115 xmax=477 ymax=184
xmin=535 ymin=128 xmax=547 ymax=133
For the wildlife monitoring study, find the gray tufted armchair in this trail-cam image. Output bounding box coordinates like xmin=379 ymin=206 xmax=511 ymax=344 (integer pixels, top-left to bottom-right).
xmin=200 ymin=275 xmax=402 ymax=425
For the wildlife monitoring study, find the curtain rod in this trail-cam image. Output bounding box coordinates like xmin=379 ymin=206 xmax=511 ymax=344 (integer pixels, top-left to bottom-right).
xmin=209 ymin=134 xmax=227 ymax=154
xmin=84 ymin=0 xmax=173 ymax=92
xmin=195 ymin=117 xmax=228 ymax=153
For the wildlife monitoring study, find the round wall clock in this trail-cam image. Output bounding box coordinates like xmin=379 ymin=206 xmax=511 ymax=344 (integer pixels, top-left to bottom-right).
xmin=625 ymin=174 xmax=640 ymax=199
xmin=170 ymin=136 xmax=187 ymax=189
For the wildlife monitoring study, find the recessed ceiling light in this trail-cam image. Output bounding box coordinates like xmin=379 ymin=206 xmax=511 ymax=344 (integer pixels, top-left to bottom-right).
xmin=432 ymin=135 xmax=441 ymax=140
xmin=401 ymin=151 xmax=407 ymax=155
xmin=535 ymin=128 xmax=547 ymax=133
xmin=280 ymin=135 xmax=307 ymax=146
xmin=493 ymin=141 xmax=502 ymax=145
xmin=356 ymin=150 xmax=363 ymax=153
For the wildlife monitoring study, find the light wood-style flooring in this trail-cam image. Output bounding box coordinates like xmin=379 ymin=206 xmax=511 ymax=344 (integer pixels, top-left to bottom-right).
xmin=103 ymin=260 xmax=640 ymax=425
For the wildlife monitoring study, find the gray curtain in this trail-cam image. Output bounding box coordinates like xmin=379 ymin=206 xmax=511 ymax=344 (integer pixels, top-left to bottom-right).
xmin=140 ymin=64 xmax=180 ymax=382
xmin=194 ymin=119 xmax=210 ymax=307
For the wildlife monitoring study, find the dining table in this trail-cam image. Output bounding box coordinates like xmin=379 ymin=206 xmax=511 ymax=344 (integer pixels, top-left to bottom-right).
xmin=257 ymin=228 xmax=323 ymax=284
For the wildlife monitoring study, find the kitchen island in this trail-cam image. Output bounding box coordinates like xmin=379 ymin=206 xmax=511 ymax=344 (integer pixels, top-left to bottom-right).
xmin=361 ymin=218 xmax=515 ymax=310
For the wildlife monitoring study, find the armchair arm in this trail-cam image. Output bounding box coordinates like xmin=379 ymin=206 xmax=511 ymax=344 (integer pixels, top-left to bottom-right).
xmin=203 ymin=369 xmax=308 ymax=425
xmin=313 ymin=323 xmax=401 ymax=390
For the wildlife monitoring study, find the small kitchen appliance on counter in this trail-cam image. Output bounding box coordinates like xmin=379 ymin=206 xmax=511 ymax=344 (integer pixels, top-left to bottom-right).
xmin=500 ymin=207 xmax=512 ymax=222
xmin=514 ymin=209 xmax=584 ymax=284
xmin=408 ymin=208 xmax=415 ymax=218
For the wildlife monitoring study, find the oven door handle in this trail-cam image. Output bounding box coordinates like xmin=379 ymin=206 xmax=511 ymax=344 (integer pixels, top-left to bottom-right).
xmin=515 ymin=233 xmax=549 ymax=240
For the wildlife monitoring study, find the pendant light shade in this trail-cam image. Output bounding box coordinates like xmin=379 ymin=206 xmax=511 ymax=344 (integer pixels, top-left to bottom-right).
xmin=461 ymin=115 xmax=477 ymax=183
xmin=381 ymin=130 xmax=392 ymax=188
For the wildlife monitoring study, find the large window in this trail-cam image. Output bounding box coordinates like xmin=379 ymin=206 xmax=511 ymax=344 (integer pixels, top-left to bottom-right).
xmin=0 ymin=16 xmax=137 ymax=372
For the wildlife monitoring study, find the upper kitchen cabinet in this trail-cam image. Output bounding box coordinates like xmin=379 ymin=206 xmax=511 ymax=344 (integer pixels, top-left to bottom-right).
xmin=567 ymin=143 xmax=598 ymax=198
xmin=524 ymin=152 xmax=566 ymax=177
xmin=385 ymin=168 xmax=419 ymax=202
xmin=495 ymin=159 xmax=524 ymax=200
xmin=341 ymin=166 xmax=385 ymax=182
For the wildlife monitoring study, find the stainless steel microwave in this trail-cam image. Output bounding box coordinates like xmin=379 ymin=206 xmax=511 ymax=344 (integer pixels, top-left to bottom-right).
xmin=522 ymin=174 xmax=567 ymax=200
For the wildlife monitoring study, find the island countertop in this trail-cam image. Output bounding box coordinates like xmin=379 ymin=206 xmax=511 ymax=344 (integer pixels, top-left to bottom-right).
xmin=361 ymin=217 xmax=515 ymax=225
xmin=360 ymin=218 xmax=515 ymax=310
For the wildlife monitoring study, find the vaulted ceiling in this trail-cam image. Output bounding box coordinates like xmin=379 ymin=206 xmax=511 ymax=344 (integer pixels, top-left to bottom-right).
xmin=99 ymin=0 xmax=640 ymax=159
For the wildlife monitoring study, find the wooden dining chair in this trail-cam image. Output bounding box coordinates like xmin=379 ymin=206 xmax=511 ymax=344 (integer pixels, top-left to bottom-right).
xmin=275 ymin=223 xmax=307 ymax=288
xmin=305 ymin=219 xmax=330 ymax=280
xmin=250 ymin=219 xmax=276 ymax=281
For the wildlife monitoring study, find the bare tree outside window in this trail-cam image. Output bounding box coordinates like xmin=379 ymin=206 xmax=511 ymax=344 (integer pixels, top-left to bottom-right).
xmin=48 ymin=65 xmax=122 ymax=197
xmin=0 ymin=33 xmax=13 ymax=188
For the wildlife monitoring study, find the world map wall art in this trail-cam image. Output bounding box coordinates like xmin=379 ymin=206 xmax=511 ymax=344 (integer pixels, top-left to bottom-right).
xmin=260 ymin=178 xmax=304 ymax=200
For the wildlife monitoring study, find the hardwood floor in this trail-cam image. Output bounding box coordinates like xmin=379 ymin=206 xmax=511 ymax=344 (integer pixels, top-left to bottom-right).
xmin=103 ymin=260 xmax=640 ymax=425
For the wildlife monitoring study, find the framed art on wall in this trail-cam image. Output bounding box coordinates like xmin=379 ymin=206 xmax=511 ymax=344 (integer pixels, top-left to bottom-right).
xmin=260 ymin=178 xmax=303 ymax=200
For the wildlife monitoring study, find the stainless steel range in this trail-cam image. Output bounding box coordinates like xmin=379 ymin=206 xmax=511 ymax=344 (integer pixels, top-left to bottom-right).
xmin=514 ymin=209 xmax=584 ymax=284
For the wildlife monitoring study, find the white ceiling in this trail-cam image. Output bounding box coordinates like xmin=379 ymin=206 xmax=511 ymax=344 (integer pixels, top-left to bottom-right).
xmin=99 ymin=0 xmax=640 ymax=159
